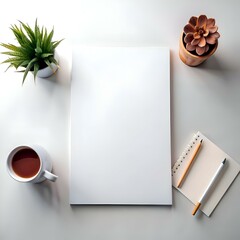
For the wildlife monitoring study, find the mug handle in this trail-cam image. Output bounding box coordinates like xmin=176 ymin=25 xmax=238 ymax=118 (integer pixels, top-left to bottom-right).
xmin=43 ymin=170 xmax=58 ymax=182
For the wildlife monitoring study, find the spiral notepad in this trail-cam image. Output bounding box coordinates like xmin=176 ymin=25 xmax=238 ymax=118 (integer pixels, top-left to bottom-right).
xmin=172 ymin=131 xmax=240 ymax=217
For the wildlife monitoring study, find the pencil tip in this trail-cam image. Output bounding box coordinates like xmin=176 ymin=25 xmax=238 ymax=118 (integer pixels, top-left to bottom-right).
xmin=200 ymin=139 xmax=203 ymax=143
xmin=223 ymin=158 xmax=226 ymax=164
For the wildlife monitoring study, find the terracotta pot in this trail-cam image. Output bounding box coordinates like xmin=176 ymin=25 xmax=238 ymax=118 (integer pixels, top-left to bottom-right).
xmin=179 ymin=32 xmax=218 ymax=67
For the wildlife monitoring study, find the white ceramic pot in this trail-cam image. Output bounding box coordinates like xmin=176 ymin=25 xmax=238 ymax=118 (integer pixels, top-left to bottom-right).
xmin=36 ymin=61 xmax=59 ymax=78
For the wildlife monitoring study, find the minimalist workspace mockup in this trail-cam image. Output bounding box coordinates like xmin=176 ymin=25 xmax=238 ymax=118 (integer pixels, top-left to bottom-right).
xmin=1 ymin=1 xmax=240 ymax=240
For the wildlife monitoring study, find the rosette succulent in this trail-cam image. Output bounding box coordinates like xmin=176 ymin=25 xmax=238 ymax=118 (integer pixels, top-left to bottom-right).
xmin=183 ymin=15 xmax=220 ymax=56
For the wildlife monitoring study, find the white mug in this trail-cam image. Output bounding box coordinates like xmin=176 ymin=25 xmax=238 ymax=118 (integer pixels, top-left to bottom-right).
xmin=7 ymin=145 xmax=58 ymax=183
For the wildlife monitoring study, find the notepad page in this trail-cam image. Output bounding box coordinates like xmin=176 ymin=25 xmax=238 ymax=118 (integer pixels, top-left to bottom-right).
xmin=172 ymin=131 xmax=240 ymax=216
xmin=70 ymin=46 xmax=172 ymax=205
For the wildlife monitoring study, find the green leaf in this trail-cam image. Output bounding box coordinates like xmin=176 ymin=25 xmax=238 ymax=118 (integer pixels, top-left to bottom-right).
xmin=52 ymin=39 xmax=64 ymax=50
xmin=16 ymin=60 xmax=30 ymax=68
xmin=49 ymin=56 xmax=58 ymax=66
xmin=33 ymin=63 xmax=39 ymax=80
xmin=1 ymin=51 xmax=25 ymax=57
xmin=2 ymin=57 xmax=24 ymax=64
xmin=35 ymin=47 xmax=42 ymax=54
xmin=45 ymin=28 xmax=54 ymax=52
xmin=22 ymin=57 xmax=38 ymax=83
xmin=41 ymin=53 xmax=53 ymax=58
xmin=19 ymin=21 xmax=35 ymax=43
xmin=44 ymin=58 xmax=51 ymax=68
xmin=0 ymin=43 xmax=19 ymax=51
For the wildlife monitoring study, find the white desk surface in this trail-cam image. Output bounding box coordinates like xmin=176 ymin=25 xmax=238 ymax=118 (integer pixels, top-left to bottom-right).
xmin=1 ymin=1 xmax=240 ymax=239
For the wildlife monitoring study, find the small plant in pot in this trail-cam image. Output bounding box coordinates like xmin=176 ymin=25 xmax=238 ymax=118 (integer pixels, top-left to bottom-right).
xmin=0 ymin=19 xmax=63 ymax=84
xmin=179 ymin=15 xmax=220 ymax=66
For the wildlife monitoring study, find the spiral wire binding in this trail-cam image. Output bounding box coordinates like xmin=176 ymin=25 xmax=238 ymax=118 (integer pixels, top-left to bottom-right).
xmin=172 ymin=133 xmax=201 ymax=176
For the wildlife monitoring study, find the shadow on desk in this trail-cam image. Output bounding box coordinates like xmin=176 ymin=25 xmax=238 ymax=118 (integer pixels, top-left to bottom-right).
xmin=194 ymin=55 xmax=239 ymax=82
xmin=29 ymin=178 xmax=61 ymax=208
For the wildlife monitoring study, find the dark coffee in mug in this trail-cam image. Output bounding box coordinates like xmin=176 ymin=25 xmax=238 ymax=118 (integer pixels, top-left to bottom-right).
xmin=11 ymin=148 xmax=41 ymax=178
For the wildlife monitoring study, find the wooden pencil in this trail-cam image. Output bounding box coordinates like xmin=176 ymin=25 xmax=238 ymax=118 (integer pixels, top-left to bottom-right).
xmin=177 ymin=139 xmax=203 ymax=188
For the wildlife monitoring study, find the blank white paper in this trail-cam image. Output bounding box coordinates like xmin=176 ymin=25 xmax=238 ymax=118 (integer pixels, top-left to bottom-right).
xmin=70 ymin=46 xmax=172 ymax=205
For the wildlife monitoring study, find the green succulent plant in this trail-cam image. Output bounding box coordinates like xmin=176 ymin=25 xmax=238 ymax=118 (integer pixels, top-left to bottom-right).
xmin=0 ymin=19 xmax=63 ymax=83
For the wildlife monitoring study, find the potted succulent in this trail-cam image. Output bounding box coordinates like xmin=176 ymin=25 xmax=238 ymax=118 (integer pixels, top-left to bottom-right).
xmin=0 ymin=19 xmax=63 ymax=83
xmin=179 ymin=15 xmax=220 ymax=66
